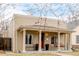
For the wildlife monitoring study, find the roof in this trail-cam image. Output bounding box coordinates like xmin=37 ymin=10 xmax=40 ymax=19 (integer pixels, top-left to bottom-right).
xmin=14 ymin=14 xmax=68 ymax=29
xmin=67 ymin=19 xmax=79 ymax=29
xmin=13 ymin=14 xmax=74 ymax=33
xmin=18 ymin=25 xmax=74 ymax=33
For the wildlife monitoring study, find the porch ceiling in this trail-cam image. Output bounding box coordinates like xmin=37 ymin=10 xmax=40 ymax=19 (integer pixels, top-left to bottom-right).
xmin=17 ymin=25 xmax=74 ymax=33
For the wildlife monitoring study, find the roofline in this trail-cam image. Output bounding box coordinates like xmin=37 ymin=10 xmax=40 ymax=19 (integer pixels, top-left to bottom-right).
xmin=13 ymin=14 xmax=63 ymax=21
xmin=17 ymin=25 xmax=74 ymax=33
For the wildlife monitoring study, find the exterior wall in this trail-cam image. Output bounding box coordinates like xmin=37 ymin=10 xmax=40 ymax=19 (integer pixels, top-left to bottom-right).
xmin=17 ymin=31 xmax=23 ymax=51
xmin=72 ymin=45 xmax=79 ymax=48
xmin=71 ymin=26 xmax=79 ymax=45
xmin=48 ymin=32 xmax=57 ymax=50
xmin=2 ymin=31 xmax=8 ymax=37
xmin=8 ymin=18 xmax=16 ymax=52
xmin=15 ymin=30 xmax=39 ymax=51
xmin=14 ymin=14 xmax=68 ymax=30
xmin=71 ymin=26 xmax=79 ymax=48
xmin=25 ymin=30 xmax=39 ymax=51
xmin=60 ymin=34 xmax=65 ymax=47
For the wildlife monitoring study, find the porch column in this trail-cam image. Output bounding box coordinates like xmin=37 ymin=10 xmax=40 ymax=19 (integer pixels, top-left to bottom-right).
xmin=69 ymin=33 xmax=72 ymax=51
xmin=16 ymin=31 xmax=18 ymax=52
xmin=23 ymin=29 xmax=26 ymax=52
xmin=64 ymin=33 xmax=68 ymax=50
xmin=58 ymin=32 xmax=61 ymax=51
xmin=39 ymin=30 xmax=41 ymax=51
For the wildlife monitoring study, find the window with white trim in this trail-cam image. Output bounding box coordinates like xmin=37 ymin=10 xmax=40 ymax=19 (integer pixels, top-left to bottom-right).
xmin=51 ymin=37 xmax=54 ymax=44
xmin=25 ymin=34 xmax=32 ymax=44
xmin=51 ymin=36 xmax=57 ymax=44
xmin=76 ymin=35 xmax=79 ymax=43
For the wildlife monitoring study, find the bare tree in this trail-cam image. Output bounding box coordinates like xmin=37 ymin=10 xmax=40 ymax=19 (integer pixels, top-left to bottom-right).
xmin=0 ymin=4 xmax=16 ymax=33
xmin=1 ymin=3 xmax=79 ymax=32
xmin=66 ymin=4 xmax=79 ymax=22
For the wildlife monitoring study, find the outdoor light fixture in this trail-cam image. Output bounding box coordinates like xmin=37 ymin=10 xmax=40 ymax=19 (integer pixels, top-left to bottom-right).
xmin=46 ymin=38 xmax=48 ymax=40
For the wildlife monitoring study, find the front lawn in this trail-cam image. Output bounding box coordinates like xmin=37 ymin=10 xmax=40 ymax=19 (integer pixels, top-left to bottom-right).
xmin=60 ymin=51 xmax=79 ymax=56
xmin=3 ymin=51 xmax=79 ymax=56
xmin=7 ymin=53 xmax=60 ymax=56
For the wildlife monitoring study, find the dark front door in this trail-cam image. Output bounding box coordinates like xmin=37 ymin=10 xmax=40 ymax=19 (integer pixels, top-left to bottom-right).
xmin=45 ymin=44 xmax=49 ymax=50
xmin=41 ymin=32 xmax=45 ymax=49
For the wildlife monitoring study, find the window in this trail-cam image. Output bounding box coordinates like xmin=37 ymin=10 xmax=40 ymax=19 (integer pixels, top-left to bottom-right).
xmin=25 ymin=35 xmax=28 ymax=44
xmin=29 ymin=35 xmax=32 ymax=44
xmin=25 ymin=34 xmax=32 ymax=44
xmin=76 ymin=35 xmax=79 ymax=43
xmin=51 ymin=36 xmax=57 ymax=44
xmin=51 ymin=37 xmax=54 ymax=44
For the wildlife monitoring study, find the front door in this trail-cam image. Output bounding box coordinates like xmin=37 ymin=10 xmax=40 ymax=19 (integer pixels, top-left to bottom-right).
xmin=41 ymin=32 xmax=45 ymax=49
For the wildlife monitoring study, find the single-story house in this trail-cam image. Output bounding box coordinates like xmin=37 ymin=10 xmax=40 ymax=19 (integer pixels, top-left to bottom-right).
xmin=0 ymin=14 xmax=73 ymax=52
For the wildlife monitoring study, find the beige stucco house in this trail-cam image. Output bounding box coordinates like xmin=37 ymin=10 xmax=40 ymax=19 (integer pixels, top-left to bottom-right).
xmin=0 ymin=14 xmax=73 ymax=52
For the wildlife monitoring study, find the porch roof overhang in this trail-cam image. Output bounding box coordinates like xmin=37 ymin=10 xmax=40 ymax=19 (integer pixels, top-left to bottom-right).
xmin=17 ymin=25 xmax=75 ymax=33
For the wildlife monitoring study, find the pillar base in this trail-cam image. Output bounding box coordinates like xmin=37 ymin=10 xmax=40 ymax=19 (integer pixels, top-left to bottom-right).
xmin=38 ymin=49 xmax=41 ymax=52
xmin=22 ymin=50 xmax=26 ymax=53
xmin=57 ymin=49 xmax=61 ymax=52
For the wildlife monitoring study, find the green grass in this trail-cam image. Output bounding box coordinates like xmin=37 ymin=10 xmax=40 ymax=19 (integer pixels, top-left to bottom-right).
xmin=6 ymin=53 xmax=60 ymax=56
xmin=60 ymin=52 xmax=79 ymax=56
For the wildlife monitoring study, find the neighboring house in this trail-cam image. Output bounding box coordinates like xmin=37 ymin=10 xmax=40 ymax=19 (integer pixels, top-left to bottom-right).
xmin=0 ymin=14 xmax=73 ymax=52
xmin=67 ymin=19 xmax=79 ymax=49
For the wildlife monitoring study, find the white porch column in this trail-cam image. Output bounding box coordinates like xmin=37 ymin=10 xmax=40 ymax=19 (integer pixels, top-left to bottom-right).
xmin=58 ymin=32 xmax=61 ymax=51
xmin=69 ymin=33 xmax=72 ymax=51
xmin=16 ymin=31 xmax=18 ymax=52
xmin=23 ymin=29 xmax=26 ymax=52
xmin=64 ymin=33 xmax=67 ymax=50
xmin=39 ymin=30 xmax=42 ymax=51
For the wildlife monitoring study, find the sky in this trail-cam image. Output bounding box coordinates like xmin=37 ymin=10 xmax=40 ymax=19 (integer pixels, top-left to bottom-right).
xmin=14 ymin=3 xmax=70 ymax=17
xmin=0 ymin=3 xmax=79 ymax=31
xmin=1 ymin=3 xmax=79 ymax=22
xmin=12 ymin=3 xmax=79 ymax=19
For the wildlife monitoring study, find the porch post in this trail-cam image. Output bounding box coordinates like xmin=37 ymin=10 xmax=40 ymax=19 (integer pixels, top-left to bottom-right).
xmin=64 ymin=33 xmax=67 ymax=50
xmin=39 ymin=30 xmax=41 ymax=51
xmin=16 ymin=31 xmax=18 ymax=52
xmin=23 ymin=29 xmax=26 ymax=52
xmin=58 ymin=32 xmax=61 ymax=51
xmin=69 ymin=33 xmax=72 ymax=51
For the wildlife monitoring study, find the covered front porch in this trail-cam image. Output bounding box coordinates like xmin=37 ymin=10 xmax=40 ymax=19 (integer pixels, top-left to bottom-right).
xmin=15 ymin=25 xmax=72 ymax=52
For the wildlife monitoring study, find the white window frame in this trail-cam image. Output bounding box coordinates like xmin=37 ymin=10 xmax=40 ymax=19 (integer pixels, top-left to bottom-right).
xmin=76 ymin=35 xmax=79 ymax=43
